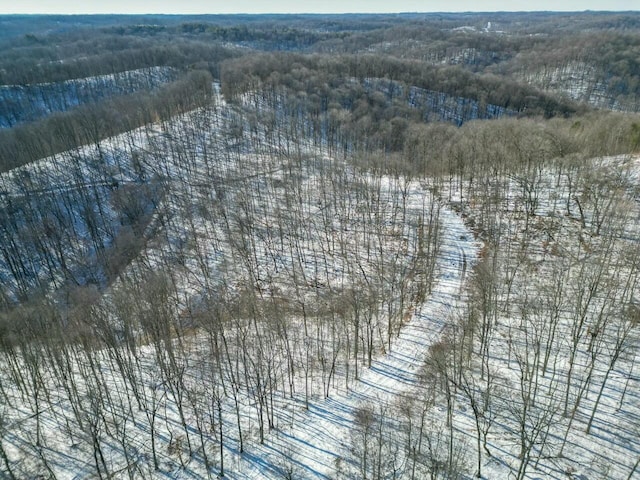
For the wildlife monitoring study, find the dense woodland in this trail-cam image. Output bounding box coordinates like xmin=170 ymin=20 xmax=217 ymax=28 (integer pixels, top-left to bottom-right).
xmin=0 ymin=11 xmax=639 ymax=480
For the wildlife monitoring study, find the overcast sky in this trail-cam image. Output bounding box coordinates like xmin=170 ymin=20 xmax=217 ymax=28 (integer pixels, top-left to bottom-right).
xmin=2 ymin=0 xmax=638 ymax=15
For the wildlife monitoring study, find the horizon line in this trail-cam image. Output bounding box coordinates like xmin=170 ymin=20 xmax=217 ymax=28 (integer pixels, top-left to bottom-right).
xmin=1 ymin=10 xmax=638 ymax=16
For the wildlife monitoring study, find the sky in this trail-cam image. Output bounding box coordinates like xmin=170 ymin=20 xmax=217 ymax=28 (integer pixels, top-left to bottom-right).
xmin=1 ymin=0 xmax=637 ymax=15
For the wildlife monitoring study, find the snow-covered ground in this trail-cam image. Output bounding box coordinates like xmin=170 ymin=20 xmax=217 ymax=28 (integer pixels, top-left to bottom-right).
xmin=0 ymin=66 xmax=176 ymax=127
xmin=227 ymin=197 xmax=479 ymax=480
xmin=522 ymin=61 xmax=640 ymax=112
xmin=0 ymin=81 xmax=639 ymax=480
xmin=0 ymin=85 xmax=472 ymax=478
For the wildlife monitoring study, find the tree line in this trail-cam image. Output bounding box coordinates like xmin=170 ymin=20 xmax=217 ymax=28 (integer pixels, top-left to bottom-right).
xmin=0 ymin=69 xmax=213 ymax=172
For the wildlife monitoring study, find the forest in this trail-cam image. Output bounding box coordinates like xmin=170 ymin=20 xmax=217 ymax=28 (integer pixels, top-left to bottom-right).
xmin=0 ymin=11 xmax=639 ymax=480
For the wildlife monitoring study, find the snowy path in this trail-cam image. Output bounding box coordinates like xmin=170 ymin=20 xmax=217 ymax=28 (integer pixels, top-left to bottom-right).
xmin=236 ymin=205 xmax=479 ymax=479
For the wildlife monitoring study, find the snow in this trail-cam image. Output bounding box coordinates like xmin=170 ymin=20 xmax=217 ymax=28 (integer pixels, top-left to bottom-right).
xmin=361 ymin=77 xmax=518 ymax=125
xmin=227 ymin=199 xmax=479 ymax=479
xmin=0 ymin=80 xmax=638 ymax=480
xmin=0 ymin=66 xmax=177 ymax=127
xmin=522 ymin=61 xmax=640 ymax=112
